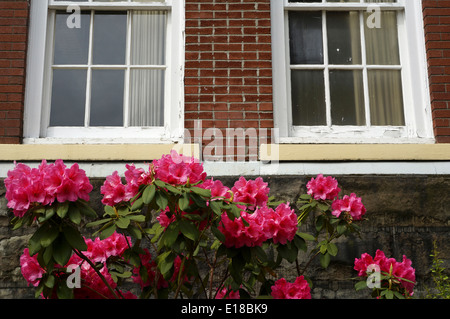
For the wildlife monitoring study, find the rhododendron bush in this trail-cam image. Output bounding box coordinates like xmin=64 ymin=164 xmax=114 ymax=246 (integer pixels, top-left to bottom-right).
xmin=5 ymin=150 xmax=411 ymax=299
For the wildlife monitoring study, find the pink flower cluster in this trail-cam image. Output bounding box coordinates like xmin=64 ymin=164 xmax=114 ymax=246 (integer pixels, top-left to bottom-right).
xmin=231 ymin=176 xmax=269 ymax=209
xmin=101 ymin=164 xmax=152 ymax=206
xmin=354 ymin=250 xmax=416 ymax=295
xmin=215 ymin=286 xmax=240 ymax=299
xmin=307 ymin=174 xmax=366 ymax=221
xmin=306 ymin=174 xmax=340 ymax=201
xmin=331 ymin=193 xmax=366 ymax=221
xmin=271 ymin=276 xmax=311 ymax=299
xmin=20 ymin=232 xmax=136 ymax=299
xmin=101 ymin=150 xmax=207 ymax=206
xmin=219 ymin=203 xmax=298 ymax=248
xmin=5 ymin=160 xmax=93 ymax=217
xmin=153 ymin=150 xmax=207 ymax=186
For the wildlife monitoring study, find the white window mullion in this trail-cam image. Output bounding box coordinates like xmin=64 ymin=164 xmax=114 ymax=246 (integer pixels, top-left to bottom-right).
xmin=359 ymin=10 xmax=371 ymax=128
xmin=322 ymin=10 xmax=331 ymax=128
xmin=84 ymin=10 xmax=95 ymax=128
xmin=124 ymin=10 xmax=132 ymax=128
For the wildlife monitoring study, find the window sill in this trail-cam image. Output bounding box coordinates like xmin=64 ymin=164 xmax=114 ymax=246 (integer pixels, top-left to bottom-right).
xmin=0 ymin=144 xmax=199 ymax=162
xmin=260 ymin=144 xmax=450 ymax=162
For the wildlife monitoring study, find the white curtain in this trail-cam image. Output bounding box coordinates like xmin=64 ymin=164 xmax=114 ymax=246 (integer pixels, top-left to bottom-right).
xmin=129 ymin=10 xmax=167 ymax=127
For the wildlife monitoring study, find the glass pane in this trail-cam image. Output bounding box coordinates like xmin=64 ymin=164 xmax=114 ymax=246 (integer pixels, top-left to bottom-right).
xmin=90 ymin=70 xmax=125 ymax=126
xmin=129 ymin=69 xmax=165 ymax=126
xmin=330 ymin=70 xmax=365 ymax=126
xmin=289 ymin=0 xmax=321 ymax=2
xmin=364 ymin=11 xmax=400 ymax=65
xmin=92 ymin=12 xmax=127 ymax=65
xmin=365 ymin=0 xmax=397 ymax=2
xmin=54 ymin=11 xmax=90 ymax=65
xmin=327 ymin=0 xmax=359 ymax=2
xmin=368 ymin=70 xmax=404 ymax=126
xmin=50 ymin=69 xmax=87 ymax=126
xmin=288 ymin=11 xmax=323 ymax=65
xmin=131 ymin=11 xmax=167 ymax=65
xmin=327 ymin=11 xmax=361 ymax=65
xmin=291 ymin=70 xmax=326 ymax=126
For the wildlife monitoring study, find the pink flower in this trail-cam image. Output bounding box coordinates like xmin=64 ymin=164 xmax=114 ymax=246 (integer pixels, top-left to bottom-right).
xmin=270 ymin=203 xmax=298 ymax=245
xmin=5 ymin=160 xmax=92 ymax=217
xmin=153 ymin=150 xmax=207 ymax=186
xmin=231 ymin=176 xmax=269 ymax=209
xmin=331 ymin=193 xmax=366 ymax=220
xmin=132 ymin=249 xmax=168 ymax=289
xmin=20 ymin=248 xmax=45 ymax=287
xmin=354 ymin=250 xmax=416 ymax=295
xmin=306 ymin=174 xmax=341 ymax=201
xmin=216 ymin=286 xmax=240 ymax=299
xmin=100 ymin=171 xmax=131 ymax=206
xmin=84 ymin=232 xmax=130 ymax=264
xmin=271 ymin=276 xmax=311 ymax=299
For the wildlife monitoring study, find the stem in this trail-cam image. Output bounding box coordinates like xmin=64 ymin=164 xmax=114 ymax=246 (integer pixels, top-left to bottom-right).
xmin=73 ymin=248 xmax=121 ymax=299
xmin=208 ymin=250 xmax=218 ymax=299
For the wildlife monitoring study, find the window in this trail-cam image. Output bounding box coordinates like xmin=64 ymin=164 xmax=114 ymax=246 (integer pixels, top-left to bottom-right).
xmin=24 ymin=0 xmax=184 ymax=143
xmin=271 ymin=0 xmax=434 ymax=143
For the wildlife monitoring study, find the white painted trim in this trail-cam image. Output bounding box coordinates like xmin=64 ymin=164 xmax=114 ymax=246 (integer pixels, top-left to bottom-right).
xmin=1 ymin=161 xmax=450 ymax=179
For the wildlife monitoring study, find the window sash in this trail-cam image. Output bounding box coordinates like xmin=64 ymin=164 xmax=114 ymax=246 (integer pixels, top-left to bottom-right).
xmin=47 ymin=10 xmax=167 ymax=129
xmin=23 ymin=0 xmax=184 ymax=142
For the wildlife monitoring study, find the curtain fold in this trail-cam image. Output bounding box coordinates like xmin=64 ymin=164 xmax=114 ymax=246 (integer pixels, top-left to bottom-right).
xmin=129 ymin=10 xmax=167 ymax=127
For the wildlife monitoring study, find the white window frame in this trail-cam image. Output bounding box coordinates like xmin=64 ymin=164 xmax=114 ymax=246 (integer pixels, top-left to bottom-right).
xmin=271 ymin=0 xmax=434 ymax=144
xmin=23 ymin=0 xmax=185 ymax=144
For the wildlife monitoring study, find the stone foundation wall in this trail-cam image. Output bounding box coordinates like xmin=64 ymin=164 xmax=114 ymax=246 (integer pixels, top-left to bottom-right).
xmin=1 ymin=174 xmax=449 ymax=299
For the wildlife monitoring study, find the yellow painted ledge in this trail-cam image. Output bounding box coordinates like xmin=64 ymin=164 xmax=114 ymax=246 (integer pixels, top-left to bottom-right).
xmin=0 ymin=144 xmax=200 ymax=162
xmin=260 ymin=144 xmax=450 ymax=161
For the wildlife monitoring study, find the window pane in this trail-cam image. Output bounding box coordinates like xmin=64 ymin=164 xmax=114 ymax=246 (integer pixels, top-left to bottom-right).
xmin=327 ymin=0 xmax=359 ymax=2
xmin=327 ymin=11 xmax=361 ymax=65
xmin=129 ymin=69 xmax=165 ymax=126
xmin=288 ymin=11 xmax=323 ymax=65
xmin=330 ymin=70 xmax=365 ymax=126
xmin=368 ymin=70 xmax=404 ymax=126
xmin=131 ymin=11 xmax=167 ymax=65
xmin=364 ymin=11 xmax=400 ymax=65
xmin=50 ymin=69 xmax=86 ymax=126
xmin=54 ymin=12 xmax=90 ymax=65
xmin=92 ymin=12 xmax=127 ymax=65
xmin=291 ymin=70 xmax=326 ymax=126
xmin=365 ymin=0 xmax=397 ymax=2
xmin=90 ymin=70 xmax=125 ymax=126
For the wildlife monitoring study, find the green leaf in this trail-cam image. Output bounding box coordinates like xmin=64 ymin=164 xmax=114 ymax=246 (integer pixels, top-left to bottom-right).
xmin=191 ymin=187 xmax=211 ymax=198
xmin=354 ymin=280 xmax=368 ymax=291
xmin=57 ymin=281 xmax=74 ymax=299
xmin=143 ymin=184 xmax=156 ymax=204
xmin=115 ymin=216 xmax=131 ymax=229
xmin=277 ymin=243 xmax=298 ymax=263
xmin=179 ymin=219 xmax=200 ymax=242
xmin=178 ymin=193 xmax=190 ymax=211
xmin=63 ymin=225 xmax=88 ymax=251
xmin=104 ymin=205 xmax=116 ymax=217
xmin=156 ymin=251 xmax=175 ymax=276
xmin=211 ymin=226 xmax=226 ymax=243
xmin=320 ymin=252 xmax=331 ymax=269
xmin=128 ymin=214 xmax=146 ymax=223
xmin=68 ymin=205 xmax=81 ymax=225
xmin=210 ymin=201 xmax=222 ymax=216
xmin=52 ymin=236 xmax=73 ymax=266
xmin=40 ymin=224 xmax=60 ymax=248
xmin=327 ymin=243 xmax=338 ymax=256
xmin=293 ymin=234 xmax=307 ymax=252
xmin=156 ymin=192 xmax=169 ymax=210
xmin=57 ymin=202 xmax=70 ymax=219
xmin=297 ymin=232 xmax=316 ymax=241
xmin=100 ymin=223 xmax=117 ymax=240
xmin=86 ymin=218 xmax=112 ymax=228
xmin=162 ymin=222 xmax=179 ymax=247
xmin=131 ymin=197 xmax=144 ymax=211
xmin=76 ymin=200 xmax=97 ymax=218
xmin=127 ymin=224 xmax=142 ymax=240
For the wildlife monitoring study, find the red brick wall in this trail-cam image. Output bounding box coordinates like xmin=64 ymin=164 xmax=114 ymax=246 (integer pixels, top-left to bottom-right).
xmin=423 ymin=0 xmax=450 ymax=143
xmin=184 ymin=0 xmax=274 ymax=160
xmin=0 ymin=0 xmax=29 ymax=144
